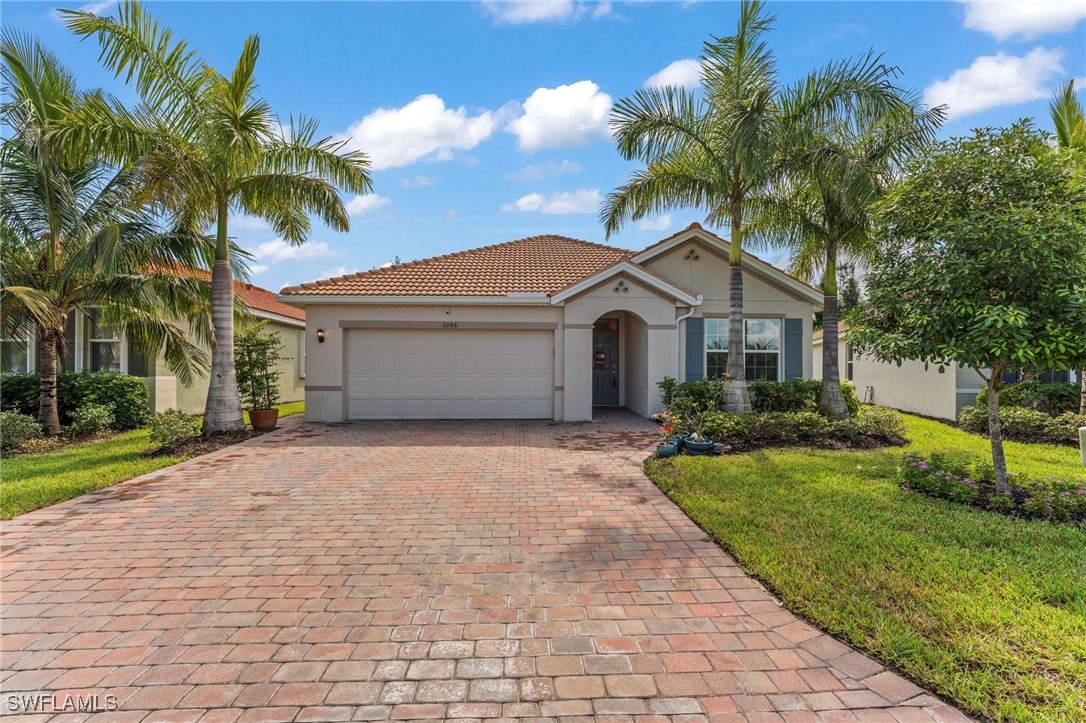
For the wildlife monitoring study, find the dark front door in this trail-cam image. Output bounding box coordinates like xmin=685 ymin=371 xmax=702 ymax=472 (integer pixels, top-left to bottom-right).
xmin=592 ymin=324 xmax=619 ymax=406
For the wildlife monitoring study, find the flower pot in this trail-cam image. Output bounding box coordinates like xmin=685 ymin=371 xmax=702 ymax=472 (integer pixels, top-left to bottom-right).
xmin=656 ymin=442 xmax=679 ymax=458
xmin=669 ymin=437 xmax=685 ymax=449
xmin=684 ymin=435 xmax=714 ymax=455
xmin=249 ymin=408 xmax=279 ymax=431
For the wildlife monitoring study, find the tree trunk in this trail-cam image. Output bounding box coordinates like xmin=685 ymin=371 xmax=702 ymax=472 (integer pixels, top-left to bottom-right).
xmin=723 ymin=208 xmax=751 ymax=413
xmin=818 ymin=246 xmax=850 ymax=420
xmin=37 ymin=326 xmax=62 ymax=435
xmin=202 ymin=204 xmax=245 ymax=433
xmin=986 ymin=372 xmax=1010 ymax=495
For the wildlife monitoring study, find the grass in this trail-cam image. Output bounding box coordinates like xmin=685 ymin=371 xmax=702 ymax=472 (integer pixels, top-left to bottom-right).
xmin=1 ymin=400 xmax=305 ymax=520
xmin=646 ymin=412 xmax=1086 ymax=723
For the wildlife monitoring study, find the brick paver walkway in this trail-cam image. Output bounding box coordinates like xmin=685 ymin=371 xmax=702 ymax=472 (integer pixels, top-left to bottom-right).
xmin=1 ymin=412 xmax=969 ymax=722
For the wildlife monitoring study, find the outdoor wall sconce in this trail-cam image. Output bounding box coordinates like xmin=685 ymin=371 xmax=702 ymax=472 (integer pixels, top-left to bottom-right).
xmin=316 ymin=328 xmax=326 ymax=343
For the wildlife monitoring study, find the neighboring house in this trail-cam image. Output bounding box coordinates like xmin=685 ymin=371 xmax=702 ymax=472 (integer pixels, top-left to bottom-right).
xmin=0 ymin=276 xmax=306 ymax=414
xmin=813 ymin=323 xmax=1079 ymax=421
xmin=280 ymin=223 xmax=821 ymax=422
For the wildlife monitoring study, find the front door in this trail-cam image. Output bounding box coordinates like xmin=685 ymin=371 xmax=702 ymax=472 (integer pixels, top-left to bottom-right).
xmin=592 ymin=322 xmax=619 ymax=406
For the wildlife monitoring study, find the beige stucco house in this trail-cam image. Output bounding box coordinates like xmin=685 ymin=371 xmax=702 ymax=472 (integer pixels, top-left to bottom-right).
xmin=813 ymin=324 xmax=1079 ymax=421
xmin=280 ymin=223 xmax=821 ymax=423
xmin=0 ymin=277 xmax=306 ymax=415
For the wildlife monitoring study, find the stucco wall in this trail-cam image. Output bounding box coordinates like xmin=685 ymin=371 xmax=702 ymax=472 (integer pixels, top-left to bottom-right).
xmin=624 ymin=314 xmax=649 ymax=417
xmin=849 ymin=356 xmax=958 ymax=420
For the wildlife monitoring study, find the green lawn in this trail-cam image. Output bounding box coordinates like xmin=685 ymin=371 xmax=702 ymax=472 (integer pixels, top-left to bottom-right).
xmin=646 ymin=412 xmax=1085 ymax=723
xmin=1 ymin=401 xmax=305 ymax=520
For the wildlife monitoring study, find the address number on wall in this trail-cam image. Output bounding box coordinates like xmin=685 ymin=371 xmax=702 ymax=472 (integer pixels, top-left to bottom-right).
xmin=442 ymin=322 xmax=459 ymax=328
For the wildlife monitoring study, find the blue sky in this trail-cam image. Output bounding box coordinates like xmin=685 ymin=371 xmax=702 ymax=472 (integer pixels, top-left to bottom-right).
xmin=5 ymin=0 xmax=1085 ymax=292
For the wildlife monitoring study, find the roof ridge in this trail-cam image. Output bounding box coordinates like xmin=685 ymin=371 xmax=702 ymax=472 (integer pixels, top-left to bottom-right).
xmin=282 ymin=234 xmax=633 ymax=294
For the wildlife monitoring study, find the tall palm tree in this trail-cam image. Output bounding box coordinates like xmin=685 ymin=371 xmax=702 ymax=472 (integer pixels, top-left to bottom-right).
xmin=1 ymin=33 xmax=216 ymax=434
xmin=56 ymin=1 xmax=373 ymax=432
xmin=752 ymin=101 xmax=945 ymax=419
xmin=1049 ymin=79 xmax=1086 ymax=413
xmin=602 ymin=0 xmax=905 ymax=412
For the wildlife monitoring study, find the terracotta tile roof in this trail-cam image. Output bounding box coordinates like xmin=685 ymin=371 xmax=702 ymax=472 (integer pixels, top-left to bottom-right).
xmin=813 ymin=321 xmax=850 ymax=341
xmin=280 ymin=235 xmax=633 ymax=297
xmin=176 ymin=266 xmax=307 ymax=322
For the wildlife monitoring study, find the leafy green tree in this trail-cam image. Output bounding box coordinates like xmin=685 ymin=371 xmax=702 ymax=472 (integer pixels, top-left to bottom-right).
xmin=1 ymin=32 xmax=214 ymax=434
xmin=753 ymin=97 xmax=944 ymax=419
xmin=850 ymin=122 xmax=1086 ymax=493
xmin=601 ymin=0 xmax=907 ymax=412
xmin=1049 ymin=79 xmax=1086 ymax=413
xmin=56 ymin=1 xmax=373 ymax=432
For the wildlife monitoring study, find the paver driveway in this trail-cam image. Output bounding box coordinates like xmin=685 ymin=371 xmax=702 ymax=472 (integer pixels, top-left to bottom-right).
xmin=1 ymin=412 xmax=969 ymax=723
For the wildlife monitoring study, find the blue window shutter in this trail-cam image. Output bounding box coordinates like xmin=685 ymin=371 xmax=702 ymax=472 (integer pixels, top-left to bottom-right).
xmin=685 ymin=317 xmax=704 ymax=381
xmin=784 ymin=318 xmax=803 ymax=380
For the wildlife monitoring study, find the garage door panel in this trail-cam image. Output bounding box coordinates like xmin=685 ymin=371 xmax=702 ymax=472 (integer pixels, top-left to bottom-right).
xmin=348 ymin=329 xmax=554 ymax=419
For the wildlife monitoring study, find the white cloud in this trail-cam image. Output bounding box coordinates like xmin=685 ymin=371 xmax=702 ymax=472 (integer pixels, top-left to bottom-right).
xmin=401 ymin=175 xmax=439 ymax=188
xmin=252 ymin=239 xmax=341 ymax=263
xmin=481 ymin=0 xmax=611 ymax=25
xmin=337 ymin=95 xmax=499 ymax=170
xmin=501 ymin=188 xmax=603 ymax=214
xmin=320 ymin=266 xmax=360 ymax=279
xmin=637 ymin=215 xmax=673 ymax=232
xmin=923 ymin=47 xmax=1065 ymax=119
xmin=344 ymin=194 xmax=391 ymax=217
xmin=644 ymin=59 xmax=702 ymax=89
xmin=248 ymin=264 xmax=270 ymax=276
xmin=230 ymin=215 xmax=271 ymax=232
xmin=505 ymin=159 xmax=582 ymax=181
xmin=443 ymin=209 xmax=461 ymax=221
xmin=507 ymin=81 xmax=613 ymax=152
xmin=961 ymin=0 xmax=1086 ymax=40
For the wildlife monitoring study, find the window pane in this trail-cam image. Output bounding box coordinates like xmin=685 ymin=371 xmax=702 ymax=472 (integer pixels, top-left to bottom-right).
xmin=61 ymin=315 xmax=76 ymax=372
xmin=127 ymin=339 xmax=148 ymax=377
xmin=745 ymin=319 xmax=780 ymax=351
xmin=745 ymin=352 xmax=779 ymax=381
xmin=1 ymin=340 xmax=29 ymax=374
xmin=707 ymin=350 xmax=729 ymax=379
xmin=705 ymin=318 xmax=729 ymax=350
xmin=87 ymin=308 xmax=118 ymax=341
xmin=90 ymin=341 xmax=121 ymax=372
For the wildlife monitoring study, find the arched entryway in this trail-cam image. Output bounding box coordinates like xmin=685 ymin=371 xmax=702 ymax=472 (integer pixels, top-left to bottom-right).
xmin=590 ymin=310 xmax=651 ymax=417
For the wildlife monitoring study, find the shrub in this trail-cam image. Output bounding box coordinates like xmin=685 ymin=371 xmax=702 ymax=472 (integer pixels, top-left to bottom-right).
xmin=976 ymin=381 xmax=1079 ymax=416
xmin=148 ymin=408 xmax=201 ymax=449
xmin=0 ymin=372 xmax=148 ymax=430
xmin=749 ymin=378 xmax=860 ymax=416
xmin=235 ymin=323 xmax=286 ymax=412
xmin=66 ymin=403 xmax=114 ymax=437
xmin=900 ymin=451 xmax=1086 ymax=522
xmin=0 ymin=410 xmax=42 ymax=451
xmin=702 ymin=411 xmax=831 ymax=446
xmin=959 ymin=404 xmax=1084 ymax=445
xmin=855 ymin=405 xmax=907 ymax=439
xmin=656 ymin=377 xmax=679 ymax=407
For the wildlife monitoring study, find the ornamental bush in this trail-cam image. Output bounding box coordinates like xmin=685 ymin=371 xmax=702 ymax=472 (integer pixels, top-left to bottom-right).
xmin=148 ymin=408 xmax=202 ymax=450
xmin=900 ymin=451 xmax=1086 ymax=522
xmin=690 ymin=407 xmax=905 ymax=451
xmin=66 ymin=403 xmax=114 ymax=437
xmin=976 ymin=381 xmax=1079 ymax=416
xmin=0 ymin=372 xmax=149 ymax=430
xmin=958 ymin=405 xmax=1084 ymax=445
xmin=0 ymin=410 xmax=42 ymax=452
xmin=667 ymin=378 xmax=860 ymax=417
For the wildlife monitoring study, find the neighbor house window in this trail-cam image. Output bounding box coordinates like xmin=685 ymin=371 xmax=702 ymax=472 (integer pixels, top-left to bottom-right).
xmin=1 ymin=333 xmax=31 ymax=374
xmin=298 ymin=330 xmax=305 ymax=378
xmin=845 ymin=343 xmax=855 ymax=381
xmin=705 ymin=318 xmax=782 ymax=381
xmin=84 ymin=309 xmax=122 ymax=372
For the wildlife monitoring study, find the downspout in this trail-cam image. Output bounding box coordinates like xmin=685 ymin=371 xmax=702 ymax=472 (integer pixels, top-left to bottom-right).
xmin=675 ymin=295 xmax=703 ymax=382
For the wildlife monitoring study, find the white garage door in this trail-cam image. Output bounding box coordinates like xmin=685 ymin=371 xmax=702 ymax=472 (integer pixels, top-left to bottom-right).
xmin=347 ymin=328 xmax=554 ymax=419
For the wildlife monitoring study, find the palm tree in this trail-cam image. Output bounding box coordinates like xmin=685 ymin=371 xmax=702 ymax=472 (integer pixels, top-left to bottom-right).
xmin=57 ymin=1 xmax=373 ymax=432
xmin=1 ymin=33 xmax=216 ymax=434
xmin=602 ymin=0 xmax=905 ymax=412
xmin=1049 ymin=79 xmax=1086 ymax=413
xmin=752 ymin=101 xmax=945 ymax=419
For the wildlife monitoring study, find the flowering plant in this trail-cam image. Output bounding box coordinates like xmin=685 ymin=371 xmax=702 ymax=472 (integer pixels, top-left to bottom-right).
xmin=655 ymin=410 xmax=682 ymax=444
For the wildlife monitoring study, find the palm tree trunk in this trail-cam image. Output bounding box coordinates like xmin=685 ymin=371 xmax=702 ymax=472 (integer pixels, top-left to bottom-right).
xmin=986 ymin=369 xmax=1010 ymax=495
xmin=818 ymin=246 xmax=849 ymax=420
xmin=202 ymin=202 xmax=244 ymax=433
xmin=37 ymin=326 xmax=62 ymax=435
xmin=723 ymin=207 xmax=751 ymax=413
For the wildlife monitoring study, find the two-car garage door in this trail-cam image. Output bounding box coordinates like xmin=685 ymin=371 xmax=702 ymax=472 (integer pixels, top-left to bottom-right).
xmin=346 ymin=328 xmax=554 ymax=419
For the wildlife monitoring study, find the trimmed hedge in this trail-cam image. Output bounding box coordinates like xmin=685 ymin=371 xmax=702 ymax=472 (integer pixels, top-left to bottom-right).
xmin=976 ymin=381 xmax=1079 ymax=416
xmin=698 ymin=406 xmax=906 ymax=452
xmin=0 ymin=410 xmax=42 ymax=452
xmin=958 ymin=404 xmax=1084 ymax=446
xmin=662 ymin=377 xmax=861 ymax=416
xmin=0 ymin=372 xmax=149 ymax=430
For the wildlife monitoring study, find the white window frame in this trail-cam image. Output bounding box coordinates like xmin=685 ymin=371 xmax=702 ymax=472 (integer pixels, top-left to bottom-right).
xmin=298 ymin=330 xmax=306 ymax=378
xmin=704 ymin=317 xmax=783 ymax=382
xmin=1 ymin=331 xmax=33 ymax=374
xmin=83 ymin=308 xmax=128 ymax=373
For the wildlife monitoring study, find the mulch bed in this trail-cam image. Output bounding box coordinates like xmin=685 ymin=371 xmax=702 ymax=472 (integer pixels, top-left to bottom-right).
xmin=144 ymin=429 xmax=263 ymax=458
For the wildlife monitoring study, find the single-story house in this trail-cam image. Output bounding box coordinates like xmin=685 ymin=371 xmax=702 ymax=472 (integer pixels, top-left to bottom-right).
xmin=279 ymin=223 xmax=822 ymax=422
xmin=813 ymin=323 xmax=1079 ymax=421
xmin=0 ymin=275 xmax=306 ymax=414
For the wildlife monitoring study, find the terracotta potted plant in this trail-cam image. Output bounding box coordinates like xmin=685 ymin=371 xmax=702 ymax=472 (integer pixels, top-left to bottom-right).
xmin=236 ymin=323 xmax=286 ymax=432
